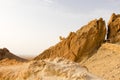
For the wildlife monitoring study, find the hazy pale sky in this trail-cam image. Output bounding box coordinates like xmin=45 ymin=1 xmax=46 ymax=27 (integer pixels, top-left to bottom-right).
xmin=0 ymin=0 xmax=120 ymax=58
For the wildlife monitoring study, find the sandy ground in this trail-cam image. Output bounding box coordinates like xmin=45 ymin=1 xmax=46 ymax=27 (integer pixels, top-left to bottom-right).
xmin=81 ymin=43 xmax=120 ymax=80
xmin=0 ymin=58 xmax=102 ymax=80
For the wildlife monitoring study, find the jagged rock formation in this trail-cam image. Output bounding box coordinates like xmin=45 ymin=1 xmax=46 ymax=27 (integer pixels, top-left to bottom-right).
xmin=34 ymin=18 xmax=106 ymax=62
xmin=107 ymin=13 xmax=120 ymax=43
xmin=0 ymin=48 xmax=27 ymax=62
xmin=0 ymin=58 xmax=102 ymax=80
xmin=81 ymin=43 xmax=120 ymax=80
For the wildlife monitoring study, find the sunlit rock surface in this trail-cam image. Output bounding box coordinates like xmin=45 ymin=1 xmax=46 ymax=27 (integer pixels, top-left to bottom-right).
xmin=35 ymin=18 xmax=106 ymax=62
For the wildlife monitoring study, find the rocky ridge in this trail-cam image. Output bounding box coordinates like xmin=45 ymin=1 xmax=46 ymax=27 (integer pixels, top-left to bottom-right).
xmin=34 ymin=18 xmax=106 ymax=62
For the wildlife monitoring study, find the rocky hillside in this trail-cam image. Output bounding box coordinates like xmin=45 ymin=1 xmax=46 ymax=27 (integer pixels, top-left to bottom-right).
xmin=1 ymin=13 xmax=120 ymax=80
xmin=33 ymin=13 xmax=120 ymax=80
xmin=80 ymin=13 xmax=120 ymax=80
xmin=0 ymin=48 xmax=27 ymax=62
xmin=34 ymin=18 xmax=106 ymax=62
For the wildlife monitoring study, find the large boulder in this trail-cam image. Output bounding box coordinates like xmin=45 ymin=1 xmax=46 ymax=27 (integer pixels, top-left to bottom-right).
xmin=34 ymin=18 xmax=106 ymax=62
xmin=107 ymin=13 xmax=120 ymax=43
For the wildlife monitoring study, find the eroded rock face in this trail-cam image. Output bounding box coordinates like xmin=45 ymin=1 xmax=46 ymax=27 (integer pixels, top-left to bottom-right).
xmin=34 ymin=18 xmax=106 ymax=62
xmin=107 ymin=13 xmax=120 ymax=43
xmin=0 ymin=48 xmax=27 ymax=62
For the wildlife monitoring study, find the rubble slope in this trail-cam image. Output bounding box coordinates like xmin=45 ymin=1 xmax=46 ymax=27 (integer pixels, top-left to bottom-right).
xmin=81 ymin=43 xmax=120 ymax=80
xmin=0 ymin=58 xmax=102 ymax=80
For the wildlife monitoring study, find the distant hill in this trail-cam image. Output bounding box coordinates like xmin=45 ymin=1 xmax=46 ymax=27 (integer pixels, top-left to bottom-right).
xmin=0 ymin=48 xmax=27 ymax=62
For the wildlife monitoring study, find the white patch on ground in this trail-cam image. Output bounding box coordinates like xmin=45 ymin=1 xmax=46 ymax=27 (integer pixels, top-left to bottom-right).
xmin=0 ymin=58 xmax=103 ymax=80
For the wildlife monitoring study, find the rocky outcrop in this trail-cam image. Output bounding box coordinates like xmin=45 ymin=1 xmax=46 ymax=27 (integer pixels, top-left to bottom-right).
xmin=34 ymin=18 xmax=106 ymax=62
xmin=107 ymin=13 xmax=120 ymax=43
xmin=0 ymin=48 xmax=27 ymax=62
xmin=0 ymin=58 xmax=102 ymax=80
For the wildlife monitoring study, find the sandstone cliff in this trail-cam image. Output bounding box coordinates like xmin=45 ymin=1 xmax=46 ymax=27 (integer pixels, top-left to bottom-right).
xmin=34 ymin=18 xmax=106 ymax=62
